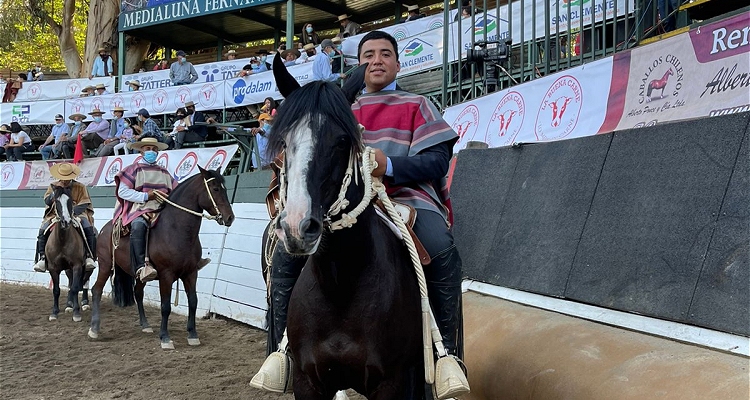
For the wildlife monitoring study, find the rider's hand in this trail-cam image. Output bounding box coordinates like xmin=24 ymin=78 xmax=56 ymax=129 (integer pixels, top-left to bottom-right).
xmin=371 ymin=148 xmax=387 ymax=177
xmin=147 ymin=190 xmax=165 ymax=201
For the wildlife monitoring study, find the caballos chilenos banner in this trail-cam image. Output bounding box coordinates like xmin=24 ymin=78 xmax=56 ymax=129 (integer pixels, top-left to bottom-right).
xmin=0 ymin=145 xmax=239 ymax=191
xmin=0 ymin=77 xmax=115 ymax=102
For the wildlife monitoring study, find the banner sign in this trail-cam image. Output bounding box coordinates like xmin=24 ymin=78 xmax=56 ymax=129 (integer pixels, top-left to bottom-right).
xmin=0 ymin=100 xmax=66 ymax=125
xmin=0 ymin=77 xmax=115 ymax=102
xmin=223 ymin=63 xmax=314 ymax=107
xmin=2 ymin=145 xmax=238 ymax=190
xmin=120 ymin=59 xmax=251 ymax=91
xmin=65 ymin=80 xmax=225 ymax=119
xmin=397 ymin=28 xmax=445 ymax=76
xmin=119 ymin=0 xmax=283 ymax=30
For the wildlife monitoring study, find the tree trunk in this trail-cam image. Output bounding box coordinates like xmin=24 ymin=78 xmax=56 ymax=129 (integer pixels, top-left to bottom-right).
xmin=84 ymin=0 xmax=150 ymax=77
xmin=27 ymin=0 xmax=83 ymax=78
xmin=122 ymin=37 xmax=151 ymax=74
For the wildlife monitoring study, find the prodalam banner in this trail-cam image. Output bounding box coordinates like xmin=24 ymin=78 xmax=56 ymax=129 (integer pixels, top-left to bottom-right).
xmin=0 ymin=77 xmax=115 ymax=102
xmin=0 ymin=100 xmax=66 ymax=125
xmin=1 ymin=145 xmax=239 ymax=190
xmin=222 ymin=62 xmax=314 ymax=107
xmin=64 ymin=80 xmax=225 ymax=119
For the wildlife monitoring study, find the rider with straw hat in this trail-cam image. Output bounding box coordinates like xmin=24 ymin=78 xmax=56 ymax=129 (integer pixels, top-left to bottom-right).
xmin=33 ymin=162 xmax=97 ymax=273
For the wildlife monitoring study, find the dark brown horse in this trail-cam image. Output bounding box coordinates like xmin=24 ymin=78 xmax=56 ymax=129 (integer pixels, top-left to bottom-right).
xmin=46 ymin=185 xmax=93 ymax=323
xmin=87 ymin=167 xmax=235 ymax=349
xmin=266 ymin=57 xmax=425 ymax=399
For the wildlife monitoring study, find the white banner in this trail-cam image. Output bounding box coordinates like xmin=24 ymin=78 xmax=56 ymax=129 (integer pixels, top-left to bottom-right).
xmin=0 ymin=100 xmax=66 ymax=125
xmin=397 ymin=28 xmax=445 ymax=76
xmin=64 ymin=81 xmax=225 ymax=119
xmin=341 ymin=14 xmax=446 ymax=61
xmin=444 ymin=57 xmax=613 ymax=152
xmin=223 ymin=63 xmax=314 ymax=107
xmin=2 ymin=77 xmax=115 ymax=102
xmin=120 ymin=58 xmax=253 ymax=91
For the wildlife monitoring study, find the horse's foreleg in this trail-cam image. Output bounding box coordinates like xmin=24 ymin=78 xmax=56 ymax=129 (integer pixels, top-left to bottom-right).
xmin=67 ymin=268 xmax=83 ymax=322
xmin=291 ymin=368 xmax=331 ymax=400
xmin=81 ymin=275 xmax=91 ymax=311
xmin=182 ymin=271 xmax=200 ymax=346
xmin=135 ymin=281 xmax=152 ymax=333
xmin=158 ymin=276 xmax=175 ymax=350
xmin=88 ymin=263 xmax=110 ymax=339
xmin=49 ymin=271 xmax=61 ymax=321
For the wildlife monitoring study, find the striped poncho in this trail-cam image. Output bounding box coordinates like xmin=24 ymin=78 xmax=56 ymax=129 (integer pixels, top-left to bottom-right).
xmin=113 ymin=162 xmax=177 ymax=226
xmin=352 ymin=90 xmax=458 ymax=225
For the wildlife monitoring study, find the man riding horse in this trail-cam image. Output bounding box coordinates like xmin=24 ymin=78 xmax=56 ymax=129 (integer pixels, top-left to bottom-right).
xmin=254 ymin=30 xmax=465 ymax=394
xmin=33 ymin=162 xmax=97 ymax=273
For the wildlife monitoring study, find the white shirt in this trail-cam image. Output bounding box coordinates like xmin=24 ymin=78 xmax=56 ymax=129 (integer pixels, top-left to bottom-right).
xmin=117 ymin=161 xmax=151 ymax=203
xmin=11 ymin=131 xmax=31 ymax=145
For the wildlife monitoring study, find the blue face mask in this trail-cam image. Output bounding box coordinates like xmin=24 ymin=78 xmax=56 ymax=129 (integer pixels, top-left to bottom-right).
xmin=251 ymin=64 xmax=260 ymax=70
xmin=74 ymin=120 xmax=82 ymax=126
xmin=260 ymin=55 xmax=267 ymax=63
xmin=94 ymin=116 xmax=102 ymax=122
xmin=306 ymin=27 xmax=313 ymax=34
xmin=262 ymin=123 xmax=271 ymax=131
xmin=55 ymin=122 xmax=63 ymax=127
xmin=143 ymin=150 xmax=158 ymax=164
xmin=328 ymin=49 xmax=337 ymax=57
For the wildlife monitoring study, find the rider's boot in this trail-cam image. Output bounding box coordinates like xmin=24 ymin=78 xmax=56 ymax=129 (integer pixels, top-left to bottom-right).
xmin=249 ymin=276 xmax=296 ymax=392
xmin=427 ymin=246 xmax=470 ymax=399
xmin=130 ymin=222 xmax=156 ymax=282
xmin=83 ymin=226 xmax=97 ymax=272
xmin=197 ymin=257 xmax=211 ymax=271
xmin=32 ymin=229 xmax=48 ymax=273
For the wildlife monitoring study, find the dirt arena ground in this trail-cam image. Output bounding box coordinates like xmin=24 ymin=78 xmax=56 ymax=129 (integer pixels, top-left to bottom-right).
xmin=0 ymin=283 xmax=361 ymax=400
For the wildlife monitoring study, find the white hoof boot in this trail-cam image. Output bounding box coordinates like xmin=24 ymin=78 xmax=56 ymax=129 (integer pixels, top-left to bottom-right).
xmin=49 ymin=315 xmax=57 ymax=321
xmin=161 ymin=340 xmax=175 ymax=350
xmin=33 ymin=259 xmax=47 ymax=273
xmin=73 ymin=315 xmax=82 ymax=322
xmin=334 ymin=391 xmax=350 ymax=400
xmin=88 ymin=328 xmax=99 ymax=339
xmin=82 ymin=304 xmax=90 ymax=311
xmin=187 ymin=338 xmax=201 ymax=346
xmin=433 ymin=356 xmax=471 ymax=400
xmin=249 ymin=351 xmax=292 ymax=393
xmin=142 ymin=327 xmax=153 ymax=333
xmin=65 ymin=307 xmax=73 ymax=313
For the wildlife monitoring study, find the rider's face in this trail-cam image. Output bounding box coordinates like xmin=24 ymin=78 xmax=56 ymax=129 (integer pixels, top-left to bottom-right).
xmin=60 ymin=180 xmax=72 ymax=187
xmin=140 ymin=145 xmax=158 ymax=154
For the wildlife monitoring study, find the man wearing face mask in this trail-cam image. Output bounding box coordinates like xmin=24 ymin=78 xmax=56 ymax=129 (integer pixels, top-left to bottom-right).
xmin=90 ymin=47 xmax=114 ymax=79
xmin=94 ymin=106 xmax=127 ymax=157
xmin=312 ymin=39 xmax=346 ymax=82
xmin=169 ymin=50 xmax=198 ymax=86
xmin=59 ymin=113 xmax=87 ymax=159
xmin=28 ymin=62 xmax=44 ymax=81
xmin=80 ymin=108 xmax=111 ymax=155
xmin=251 ymin=113 xmax=273 ymax=169
xmin=39 ymin=114 xmax=70 ymax=160
xmin=113 ymin=137 xmax=176 ymax=282
xmin=255 ymin=49 xmax=272 ymax=72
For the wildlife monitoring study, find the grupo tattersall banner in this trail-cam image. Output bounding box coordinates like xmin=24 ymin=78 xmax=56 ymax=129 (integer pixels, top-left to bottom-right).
xmin=0 ymin=145 xmax=239 ymax=190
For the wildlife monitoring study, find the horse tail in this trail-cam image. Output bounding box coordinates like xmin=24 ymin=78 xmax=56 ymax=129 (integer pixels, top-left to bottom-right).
xmin=112 ymin=264 xmax=136 ymax=307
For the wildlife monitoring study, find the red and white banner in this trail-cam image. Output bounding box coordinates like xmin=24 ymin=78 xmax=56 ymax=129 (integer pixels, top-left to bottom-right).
xmin=1 ymin=145 xmax=238 ymax=191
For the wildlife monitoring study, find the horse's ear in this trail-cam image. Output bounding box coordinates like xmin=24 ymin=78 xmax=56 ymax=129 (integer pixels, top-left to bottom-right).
xmin=341 ymin=62 xmax=368 ymax=105
xmin=197 ymin=165 xmax=206 ymax=174
xmin=273 ymin=54 xmax=300 ymax=98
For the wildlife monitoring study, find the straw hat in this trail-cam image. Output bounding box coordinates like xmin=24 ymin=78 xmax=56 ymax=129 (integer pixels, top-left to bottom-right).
xmin=406 ymin=4 xmax=419 ymax=11
xmin=0 ymin=125 xmax=10 ymax=133
xmin=184 ymin=101 xmax=195 ymax=107
xmin=129 ymin=137 xmax=168 ymax=151
xmin=336 ymin=14 xmax=351 ymax=22
xmin=88 ymin=108 xmax=105 ymax=115
xmin=332 ymin=36 xmax=343 ymax=44
xmin=50 ymin=162 xmax=81 ymax=181
xmin=128 ymin=80 xmax=141 ymax=88
xmin=81 ymin=85 xmax=94 ymax=93
xmin=112 ymin=106 xmax=127 ymax=113
xmin=68 ymin=113 xmax=86 ymax=120
xmin=95 ymin=83 xmax=107 ymax=90
xmin=226 ymin=49 xmax=237 ymax=56
xmin=97 ymin=47 xmax=106 ymax=53
xmin=258 ymin=113 xmax=273 ymax=122
xmin=303 ymin=43 xmax=316 ymax=51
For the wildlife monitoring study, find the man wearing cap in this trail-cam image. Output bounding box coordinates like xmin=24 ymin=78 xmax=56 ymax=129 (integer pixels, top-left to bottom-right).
xmin=113 ymin=137 xmax=176 ymax=282
xmin=94 ymin=83 xmax=110 ymax=96
xmin=312 ymin=39 xmax=346 ymax=82
xmin=170 ymin=50 xmax=198 ymax=86
xmin=225 ymin=49 xmax=238 ymax=61
xmin=39 ymin=114 xmax=71 ymax=160
xmin=94 ymin=106 xmax=127 ymax=157
xmin=33 ymin=162 xmax=97 ymax=273
xmin=176 ymin=101 xmax=207 ymax=148
xmin=90 ymin=47 xmax=114 ymax=78
xmin=403 ymin=4 xmax=425 ymax=22
xmin=132 ymin=108 xmax=164 ymax=143
xmin=58 ymin=113 xmax=88 ymax=159
xmin=80 ymin=108 xmax=111 ymax=155
xmin=127 ymin=80 xmax=141 ymax=91
xmin=337 ymin=14 xmax=362 ymax=38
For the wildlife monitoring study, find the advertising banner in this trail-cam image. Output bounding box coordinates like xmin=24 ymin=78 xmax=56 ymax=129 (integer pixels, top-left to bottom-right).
xmin=120 ymin=58 xmax=250 ymax=91
xmin=397 ymin=28 xmax=445 ymax=76
xmin=223 ymin=63 xmax=314 ymax=107
xmin=65 ymin=80 xmax=224 ymax=119
xmin=0 ymin=100 xmax=66 ymax=125
xmin=0 ymin=162 xmax=26 ymax=191
xmin=1 ymin=77 xmax=115 ymax=102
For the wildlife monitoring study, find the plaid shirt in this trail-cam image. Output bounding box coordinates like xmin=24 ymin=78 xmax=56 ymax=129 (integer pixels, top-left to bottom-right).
xmin=140 ymin=118 xmax=163 ymax=142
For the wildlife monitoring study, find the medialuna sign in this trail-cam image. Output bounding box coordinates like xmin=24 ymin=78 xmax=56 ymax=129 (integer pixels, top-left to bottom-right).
xmin=119 ymin=0 xmax=283 ymax=31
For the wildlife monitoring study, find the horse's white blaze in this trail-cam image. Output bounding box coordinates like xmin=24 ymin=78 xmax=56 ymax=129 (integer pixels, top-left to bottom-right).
xmin=58 ymin=193 xmax=71 ymax=223
xmin=284 ymin=120 xmax=316 ymax=239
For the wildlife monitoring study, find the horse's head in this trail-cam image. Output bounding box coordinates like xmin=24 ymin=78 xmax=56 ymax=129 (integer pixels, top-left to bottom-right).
xmin=268 ymin=55 xmax=367 ymax=255
xmin=52 ymin=184 xmax=74 ymax=229
xmin=196 ymin=166 xmax=235 ymax=227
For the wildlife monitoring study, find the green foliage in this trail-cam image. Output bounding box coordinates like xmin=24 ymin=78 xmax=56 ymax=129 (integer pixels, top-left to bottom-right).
xmin=0 ymin=0 xmax=88 ymax=71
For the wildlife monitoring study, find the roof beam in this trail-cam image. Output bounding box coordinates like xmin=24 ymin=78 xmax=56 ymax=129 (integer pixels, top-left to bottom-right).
xmin=291 ymin=0 xmax=362 ymax=21
xmin=231 ymin=8 xmax=287 ymax=31
xmin=175 ymin=22 xmax=246 ymax=45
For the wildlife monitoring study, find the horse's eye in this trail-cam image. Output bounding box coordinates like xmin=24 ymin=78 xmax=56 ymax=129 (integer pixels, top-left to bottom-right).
xmin=336 ymin=137 xmax=349 ymax=150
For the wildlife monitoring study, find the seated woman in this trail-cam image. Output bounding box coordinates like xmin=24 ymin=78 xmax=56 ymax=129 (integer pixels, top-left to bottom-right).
xmin=4 ymin=122 xmax=34 ymax=161
xmin=165 ymin=107 xmax=190 ymax=149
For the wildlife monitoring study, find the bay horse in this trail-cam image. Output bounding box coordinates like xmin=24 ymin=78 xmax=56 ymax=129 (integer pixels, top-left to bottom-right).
xmin=87 ymin=166 xmax=235 ymax=349
xmin=267 ymin=56 xmax=425 ymax=398
xmin=646 ymin=68 xmax=674 ymax=101
xmin=46 ymin=184 xmax=93 ymax=323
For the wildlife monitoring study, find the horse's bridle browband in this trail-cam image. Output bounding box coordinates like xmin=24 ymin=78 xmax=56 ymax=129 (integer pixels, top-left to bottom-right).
xmin=155 ymin=176 xmax=223 ymax=223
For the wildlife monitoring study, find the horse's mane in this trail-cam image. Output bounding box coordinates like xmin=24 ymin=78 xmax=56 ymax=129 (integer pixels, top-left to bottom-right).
xmin=169 ymin=169 xmax=225 ymax=199
xmin=267 ymin=81 xmax=362 ymax=158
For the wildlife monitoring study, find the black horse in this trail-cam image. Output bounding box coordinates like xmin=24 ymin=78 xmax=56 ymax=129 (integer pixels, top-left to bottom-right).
xmin=88 ymin=167 xmax=235 ymax=349
xmin=267 ymin=56 xmax=425 ymax=399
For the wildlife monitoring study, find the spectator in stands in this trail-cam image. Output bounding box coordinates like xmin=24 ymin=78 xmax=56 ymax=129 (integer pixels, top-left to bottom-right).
xmin=331 ymin=36 xmax=346 ymax=75
xmin=226 ymin=49 xmax=238 ymax=60
xmin=138 ymin=67 xmax=146 ymax=73
xmin=256 ymin=49 xmax=272 ymax=72
xmin=461 ymin=7 xmax=472 ymax=19
xmin=28 ymin=62 xmax=44 ymax=81
xmin=80 ymin=85 xmax=95 ymax=97
xmin=91 ymin=47 xmax=114 ymax=78
xmin=94 ymin=83 xmax=110 ymax=96
xmin=251 ymin=113 xmax=273 ymax=169
xmin=298 ymin=43 xmax=317 ymax=64
xmin=260 ymin=97 xmax=277 ymax=116
xmin=170 ymin=50 xmax=198 ymax=86
xmin=236 ymin=64 xmax=254 ymax=78
xmin=0 ymin=125 xmax=10 ymax=160
xmin=2 ymin=74 xmax=24 ymax=103
xmin=658 ymin=0 xmax=679 ymax=33
xmin=128 ymin=80 xmax=142 ymax=91
xmin=113 ymin=118 xmax=135 ymax=155
xmin=301 ymin=23 xmax=321 ymax=46
xmin=181 ymin=101 xmax=207 ymax=147
xmin=4 ymin=122 xmax=34 ymax=161
xmin=313 ymin=39 xmax=347 ymax=82
xmin=39 ymin=114 xmax=70 ymax=160
xmin=93 ymin=106 xmax=127 ymax=157
xmin=79 ymin=108 xmax=110 ymax=155
xmin=403 ymin=5 xmax=425 ymax=22
xmin=153 ymin=59 xmax=169 ymax=71
xmin=133 ymin=109 xmax=163 ymax=142
xmin=165 ymin=107 xmax=189 ymax=149
xmin=281 ymin=49 xmax=300 ymax=66
xmin=57 ymin=113 xmax=87 ymax=159
xmin=337 ymin=14 xmax=362 ymax=38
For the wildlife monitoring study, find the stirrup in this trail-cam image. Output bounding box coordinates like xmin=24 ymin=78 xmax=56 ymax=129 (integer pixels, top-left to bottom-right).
xmin=249 ymin=351 xmax=293 ymax=393
xmin=85 ymin=258 xmax=97 ymax=272
xmin=33 ymin=258 xmax=47 ymax=273
xmin=197 ymin=257 xmax=211 ymax=271
xmin=433 ymin=355 xmax=470 ymax=399
xmin=136 ymin=265 xmax=157 ymax=282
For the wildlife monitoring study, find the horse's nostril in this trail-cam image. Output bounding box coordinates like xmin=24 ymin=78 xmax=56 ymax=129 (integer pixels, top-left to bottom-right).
xmin=299 ymin=217 xmax=322 ymax=237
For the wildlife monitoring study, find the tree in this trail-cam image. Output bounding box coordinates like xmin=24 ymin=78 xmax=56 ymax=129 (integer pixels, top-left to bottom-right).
xmin=26 ymin=0 xmax=84 ymax=77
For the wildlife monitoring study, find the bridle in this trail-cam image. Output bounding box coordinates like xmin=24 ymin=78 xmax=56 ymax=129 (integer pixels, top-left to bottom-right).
xmin=155 ymin=176 xmax=225 ymax=225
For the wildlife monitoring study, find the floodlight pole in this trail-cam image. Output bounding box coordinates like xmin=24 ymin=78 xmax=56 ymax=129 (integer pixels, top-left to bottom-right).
xmin=286 ymin=0 xmax=294 ymax=49
xmin=118 ymin=31 xmax=125 ymax=81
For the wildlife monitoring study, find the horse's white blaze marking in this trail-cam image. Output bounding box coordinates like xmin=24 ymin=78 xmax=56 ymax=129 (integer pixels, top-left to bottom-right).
xmin=58 ymin=193 xmax=71 ymax=223
xmin=284 ymin=119 xmax=316 ymax=239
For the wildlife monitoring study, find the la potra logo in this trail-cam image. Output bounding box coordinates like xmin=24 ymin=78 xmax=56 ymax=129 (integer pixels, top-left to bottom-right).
xmin=484 ymin=91 xmax=525 ymax=147
xmin=1 ymin=164 xmax=15 ymax=188
xmin=535 ymin=75 xmax=582 ymax=141
xmin=638 ymin=54 xmax=684 ymax=104
xmin=451 ymin=105 xmax=480 ymax=145
xmin=105 ymin=158 xmax=123 ymax=184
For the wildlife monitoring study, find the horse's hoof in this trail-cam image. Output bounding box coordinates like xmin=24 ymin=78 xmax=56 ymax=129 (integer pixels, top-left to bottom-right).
xmin=49 ymin=315 xmax=57 ymax=321
xmin=142 ymin=327 xmax=153 ymax=333
xmin=161 ymin=340 xmax=175 ymax=350
xmin=65 ymin=307 xmax=73 ymax=313
xmin=88 ymin=328 xmax=99 ymax=339
xmin=187 ymin=338 xmax=201 ymax=346
xmin=73 ymin=315 xmax=82 ymax=322
xmin=82 ymin=304 xmax=90 ymax=311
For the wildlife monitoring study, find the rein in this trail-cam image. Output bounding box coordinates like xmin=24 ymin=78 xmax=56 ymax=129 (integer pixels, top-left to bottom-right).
xmin=154 ymin=176 xmax=223 ymax=222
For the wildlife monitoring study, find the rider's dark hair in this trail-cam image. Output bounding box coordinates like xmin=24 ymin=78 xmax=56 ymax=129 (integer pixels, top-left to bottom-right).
xmin=357 ymin=31 xmax=399 ymax=61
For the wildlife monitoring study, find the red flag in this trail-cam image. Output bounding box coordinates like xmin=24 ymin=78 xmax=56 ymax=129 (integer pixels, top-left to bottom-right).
xmin=73 ymin=134 xmax=84 ymax=164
